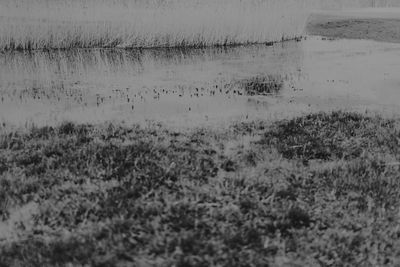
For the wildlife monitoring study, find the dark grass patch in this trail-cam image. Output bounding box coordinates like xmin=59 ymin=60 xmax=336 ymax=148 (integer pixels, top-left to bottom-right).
xmin=238 ymin=75 xmax=284 ymax=96
xmin=0 ymin=238 xmax=97 ymax=267
xmin=2 ymin=112 xmax=400 ymax=266
xmin=311 ymin=157 xmax=400 ymax=210
xmin=230 ymin=120 xmax=269 ymax=135
xmin=0 ymin=123 xmax=222 ymax=222
xmin=0 ymin=156 xmax=7 ymax=175
xmin=261 ymin=111 xmax=398 ymax=161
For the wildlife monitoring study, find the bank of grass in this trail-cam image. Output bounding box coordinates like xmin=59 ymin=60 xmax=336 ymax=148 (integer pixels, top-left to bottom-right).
xmin=0 ymin=0 xmax=310 ymax=51
xmin=1 ymin=111 xmax=400 ymax=266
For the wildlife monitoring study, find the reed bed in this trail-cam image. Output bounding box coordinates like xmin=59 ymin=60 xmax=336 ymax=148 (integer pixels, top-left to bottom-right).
xmin=0 ymin=0 xmax=312 ymax=50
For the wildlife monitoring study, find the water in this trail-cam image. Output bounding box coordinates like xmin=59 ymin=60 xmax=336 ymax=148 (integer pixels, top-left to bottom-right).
xmin=1 ymin=36 xmax=400 ymax=128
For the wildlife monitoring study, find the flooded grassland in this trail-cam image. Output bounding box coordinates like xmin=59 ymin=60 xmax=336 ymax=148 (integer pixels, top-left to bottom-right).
xmin=2 ymin=8 xmax=400 ymax=267
xmin=0 ymin=43 xmax=305 ymax=128
xmin=2 ymin=34 xmax=400 ymax=128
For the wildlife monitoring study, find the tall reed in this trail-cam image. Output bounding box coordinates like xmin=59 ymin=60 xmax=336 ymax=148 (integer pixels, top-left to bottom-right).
xmin=0 ymin=0 xmax=312 ymax=50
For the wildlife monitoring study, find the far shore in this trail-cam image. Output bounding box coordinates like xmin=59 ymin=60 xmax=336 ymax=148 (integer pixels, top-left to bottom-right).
xmin=307 ymin=8 xmax=400 ymax=43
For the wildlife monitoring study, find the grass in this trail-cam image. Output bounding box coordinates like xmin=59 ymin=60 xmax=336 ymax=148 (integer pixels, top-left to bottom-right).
xmin=238 ymin=75 xmax=285 ymax=96
xmin=1 ymin=111 xmax=400 ymax=266
xmin=0 ymin=0 xmax=311 ymax=51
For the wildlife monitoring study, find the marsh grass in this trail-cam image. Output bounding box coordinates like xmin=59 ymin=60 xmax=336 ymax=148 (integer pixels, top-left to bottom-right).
xmin=2 ymin=111 xmax=400 ymax=265
xmin=0 ymin=0 xmax=311 ymax=50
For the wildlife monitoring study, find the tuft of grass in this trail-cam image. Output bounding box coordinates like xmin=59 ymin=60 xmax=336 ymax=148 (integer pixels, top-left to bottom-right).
xmin=2 ymin=111 xmax=400 ymax=266
xmin=239 ymin=75 xmax=284 ymax=96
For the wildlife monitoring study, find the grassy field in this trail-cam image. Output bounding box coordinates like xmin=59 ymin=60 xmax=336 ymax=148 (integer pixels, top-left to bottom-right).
xmin=1 ymin=111 xmax=400 ymax=266
xmin=0 ymin=0 xmax=311 ymax=51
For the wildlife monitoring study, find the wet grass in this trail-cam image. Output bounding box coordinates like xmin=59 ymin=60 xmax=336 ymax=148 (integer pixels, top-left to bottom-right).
xmin=2 ymin=111 xmax=400 ymax=266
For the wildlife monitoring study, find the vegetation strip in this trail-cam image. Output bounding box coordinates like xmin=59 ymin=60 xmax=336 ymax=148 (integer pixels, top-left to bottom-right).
xmin=1 ymin=111 xmax=400 ymax=266
xmin=0 ymin=0 xmax=309 ymax=51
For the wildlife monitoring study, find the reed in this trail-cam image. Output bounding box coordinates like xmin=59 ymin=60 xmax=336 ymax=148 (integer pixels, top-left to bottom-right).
xmin=0 ymin=0 xmax=312 ymax=50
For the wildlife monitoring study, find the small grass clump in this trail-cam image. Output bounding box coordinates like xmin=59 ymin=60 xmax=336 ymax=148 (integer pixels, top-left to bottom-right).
xmin=2 ymin=111 xmax=400 ymax=265
xmin=239 ymin=75 xmax=284 ymax=96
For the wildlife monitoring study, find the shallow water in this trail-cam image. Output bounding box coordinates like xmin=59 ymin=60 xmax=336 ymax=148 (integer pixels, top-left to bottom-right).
xmin=1 ymin=36 xmax=400 ymax=128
